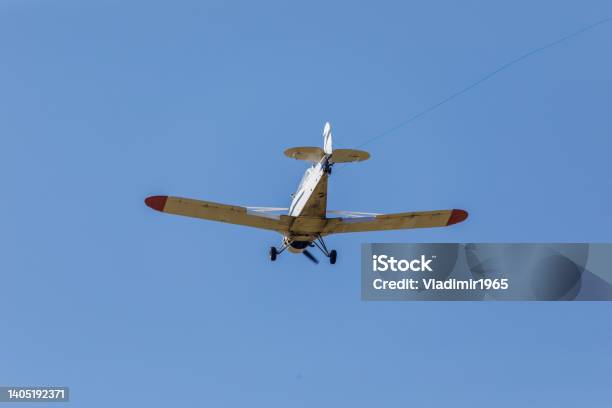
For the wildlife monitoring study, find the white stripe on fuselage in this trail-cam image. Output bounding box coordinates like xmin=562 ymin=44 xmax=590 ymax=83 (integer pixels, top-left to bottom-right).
xmin=288 ymin=157 xmax=328 ymax=217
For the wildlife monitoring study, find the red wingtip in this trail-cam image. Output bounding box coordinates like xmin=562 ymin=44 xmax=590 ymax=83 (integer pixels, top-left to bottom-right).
xmin=447 ymin=209 xmax=468 ymax=226
xmin=145 ymin=195 xmax=168 ymax=212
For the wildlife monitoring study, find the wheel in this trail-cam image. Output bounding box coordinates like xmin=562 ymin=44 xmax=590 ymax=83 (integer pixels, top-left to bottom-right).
xmin=269 ymin=246 xmax=277 ymax=261
xmin=329 ymin=250 xmax=337 ymax=265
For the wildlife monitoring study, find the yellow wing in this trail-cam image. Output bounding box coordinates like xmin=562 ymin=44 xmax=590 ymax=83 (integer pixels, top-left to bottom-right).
xmin=322 ymin=209 xmax=468 ymax=234
xmin=145 ymin=196 xmax=291 ymax=233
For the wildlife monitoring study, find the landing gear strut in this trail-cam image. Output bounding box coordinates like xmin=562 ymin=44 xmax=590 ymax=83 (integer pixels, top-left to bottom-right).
xmin=313 ymin=235 xmax=338 ymax=265
xmin=269 ymin=236 xmax=337 ymax=264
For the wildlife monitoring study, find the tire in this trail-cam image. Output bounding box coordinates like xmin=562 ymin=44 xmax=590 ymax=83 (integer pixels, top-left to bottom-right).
xmin=329 ymin=250 xmax=337 ymax=265
xmin=269 ymin=247 xmax=277 ymax=261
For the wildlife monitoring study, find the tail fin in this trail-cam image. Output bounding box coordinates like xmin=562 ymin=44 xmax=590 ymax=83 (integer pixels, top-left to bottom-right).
xmin=323 ymin=122 xmax=333 ymax=154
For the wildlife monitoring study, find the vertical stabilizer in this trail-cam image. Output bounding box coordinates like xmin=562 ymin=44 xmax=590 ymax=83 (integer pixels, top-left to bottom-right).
xmin=323 ymin=122 xmax=333 ymax=154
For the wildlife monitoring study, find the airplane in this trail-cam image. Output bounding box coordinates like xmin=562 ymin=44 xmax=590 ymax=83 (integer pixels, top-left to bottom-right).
xmin=145 ymin=122 xmax=468 ymax=264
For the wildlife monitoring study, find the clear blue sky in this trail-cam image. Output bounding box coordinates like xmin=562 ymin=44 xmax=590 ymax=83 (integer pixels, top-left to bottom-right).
xmin=1 ymin=1 xmax=611 ymax=406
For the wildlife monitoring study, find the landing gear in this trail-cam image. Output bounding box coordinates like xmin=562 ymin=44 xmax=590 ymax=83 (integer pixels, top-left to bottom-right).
xmin=329 ymin=250 xmax=337 ymax=265
xmin=269 ymin=236 xmax=337 ymax=264
xmin=313 ymin=235 xmax=338 ymax=265
xmin=269 ymin=242 xmax=288 ymax=261
xmin=269 ymin=246 xmax=277 ymax=261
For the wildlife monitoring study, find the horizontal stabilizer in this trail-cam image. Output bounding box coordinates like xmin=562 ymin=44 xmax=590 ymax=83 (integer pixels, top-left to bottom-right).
xmin=284 ymin=147 xmax=370 ymax=163
xmin=284 ymin=146 xmax=324 ymax=161
xmin=330 ymin=149 xmax=370 ymax=163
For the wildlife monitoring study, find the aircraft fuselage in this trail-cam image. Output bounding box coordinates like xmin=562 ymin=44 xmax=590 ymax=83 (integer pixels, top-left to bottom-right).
xmin=285 ymin=155 xmax=331 ymax=251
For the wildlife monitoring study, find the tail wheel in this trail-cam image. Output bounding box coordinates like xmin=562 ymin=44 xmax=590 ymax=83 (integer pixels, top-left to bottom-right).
xmin=269 ymin=247 xmax=278 ymax=261
xmin=329 ymin=250 xmax=337 ymax=265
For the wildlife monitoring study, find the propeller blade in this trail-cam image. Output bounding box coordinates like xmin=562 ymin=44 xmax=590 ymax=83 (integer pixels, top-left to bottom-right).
xmin=303 ymin=249 xmax=319 ymax=264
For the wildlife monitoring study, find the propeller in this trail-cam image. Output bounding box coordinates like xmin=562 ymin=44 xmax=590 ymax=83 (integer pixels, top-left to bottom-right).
xmin=302 ymin=249 xmax=319 ymax=264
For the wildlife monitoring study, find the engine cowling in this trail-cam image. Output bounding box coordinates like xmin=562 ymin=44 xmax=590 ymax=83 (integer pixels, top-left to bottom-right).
xmin=284 ymin=238 xmax=311 ymax=253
